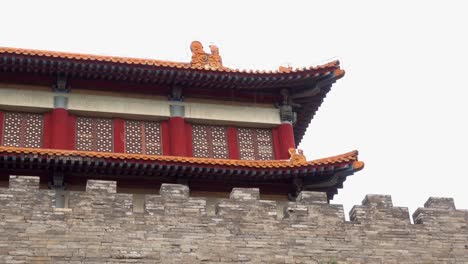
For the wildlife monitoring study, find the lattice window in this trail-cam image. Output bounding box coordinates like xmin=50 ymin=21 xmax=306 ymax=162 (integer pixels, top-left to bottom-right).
xmin=238 ymin=128 xmax=274 ymax=160
xmin=76 ymin=117 xmax=113 ymax=152
xmin=125 ymin=120 xmax=162 ymax=155
xmin=1 ymin=112 xmax=43 ymax=148
xmin=192 ymin=125 xmax=229 ymax=159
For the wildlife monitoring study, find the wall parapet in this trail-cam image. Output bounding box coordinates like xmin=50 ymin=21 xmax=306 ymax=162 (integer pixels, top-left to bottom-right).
xmin=1 ymin=176 xmax=467 ymax=263
xmin=1 ymin=176 xmax=467 ymax=224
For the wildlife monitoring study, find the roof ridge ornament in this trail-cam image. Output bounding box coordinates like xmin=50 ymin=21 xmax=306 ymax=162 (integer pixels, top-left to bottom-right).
xmin=190 ymin=41 xmax=223 ymax=69
xmin=288 ymin=148 xmax=307 ymax=164
xmin=278 ymin=65 xmax=293 ymax=73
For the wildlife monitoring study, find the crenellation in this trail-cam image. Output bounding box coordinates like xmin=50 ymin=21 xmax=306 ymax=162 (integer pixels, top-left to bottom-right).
xmin=362 ymin=194 xmax=393 ymax=207
xmin=85 ymin=180 xmax=117 ymax=194
xmin=215 ymin=198 xmax=278 ymax=219
xmin=296 ymin=191 xmax=328 ymax=204
xmin=413 ymin=199 xmax=468 ymax=225
xmin=214 ymin=188 xmax=276 ymax=219
xmin=0 ymin=177 xmax=467 ymax=263
xmin=413 ymin=197 xmax=468 ymax=226
xmin=229 ymin=188 xmax=260 ymax=201
xmin=160 ymin=183 xmax=189 ymax=200
xmin=424 ymin=197 xmax=456 ymax=209
xmin=284 ymin=190 xmax=346 ymax=222
xmin=349 ymin=194 xmax=411 ymax=224
xmin=284 ymin=202 xmax=345 ymax=223
xmin=8 ymin=175 xmax=40 ymax=190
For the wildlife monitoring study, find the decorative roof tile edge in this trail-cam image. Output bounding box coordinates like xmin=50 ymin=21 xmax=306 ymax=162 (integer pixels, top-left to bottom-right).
xmin=0 ymin=46 xmax=341 ymax=74
xmin=0 ymin=146 xmax=361 ymax=169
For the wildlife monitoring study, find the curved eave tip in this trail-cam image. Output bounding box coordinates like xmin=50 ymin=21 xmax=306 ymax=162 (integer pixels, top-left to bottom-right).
xmin=334 ymin=69 xmax=345 ymax=79
xmin=352 ymin=161 xmax=365 ymax=172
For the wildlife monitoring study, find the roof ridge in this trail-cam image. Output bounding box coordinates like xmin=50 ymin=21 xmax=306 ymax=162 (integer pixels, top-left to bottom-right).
xmin=0 ymin=46 xmax=341 ymax=74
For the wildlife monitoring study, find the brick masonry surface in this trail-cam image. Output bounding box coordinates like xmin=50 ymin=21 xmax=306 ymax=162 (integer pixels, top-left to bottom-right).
xmin=0 ymin=176 xmax=467 ymax=263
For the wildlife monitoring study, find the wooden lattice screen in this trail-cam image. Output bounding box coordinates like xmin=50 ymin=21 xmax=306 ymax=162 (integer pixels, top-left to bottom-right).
xmin=1 ymin=112 xmax=43 ymax=148
xmin=192 ymin=124 xmax=229 ymax=159
xmin=238 ymin=128 xmax=274 ymax=160
xmin=75 ymin=117 xmax=113 ymax=152
xmin=124 ymin=120 xmax=162 ymax=155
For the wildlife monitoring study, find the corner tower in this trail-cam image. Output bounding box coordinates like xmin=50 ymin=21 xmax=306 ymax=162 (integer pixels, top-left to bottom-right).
xmin=0 ymin=41 xmax=363 ymax=201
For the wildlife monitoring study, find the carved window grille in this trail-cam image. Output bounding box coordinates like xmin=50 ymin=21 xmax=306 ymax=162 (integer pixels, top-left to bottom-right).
xmin=1 ymin=112 xmax=43 ymax=148
xmin=76 ymin=117 xmax=113 ymax=152
xmin=192 ymin=124 xmax=229 ymax=159
xmin=238 ymin=128 xmax=274 ymax=160
xmin=124 ymin=120 xmax=162 ymax=155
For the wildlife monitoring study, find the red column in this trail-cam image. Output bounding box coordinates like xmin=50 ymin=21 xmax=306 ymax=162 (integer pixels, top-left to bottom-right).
xmin=168 ymin=117 xmax=187 ymax=156
xmin=113 ymin=118 xmax=125 ymax=153
xmin=51 ymin=108 xmax=69 ymax=149
xmin=0 ymin=111 xmax=4 ymax=146
xmin=277 ymin=123 xmax=296 ymax=159
xmin=227 ymin=127 xmax=240 ymax=159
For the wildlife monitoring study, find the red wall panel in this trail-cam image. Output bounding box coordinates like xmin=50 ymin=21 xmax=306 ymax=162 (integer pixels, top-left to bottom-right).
xmin=227 ymin=127 xmax=240 ymax=159
xmin=51 ymin=108 xmax=68 ymax=149
xmin=113 ymin=118 xmax=125 ymax=153
xmin=42 ymin=112 xmax=52 ymax=148
xmin=168 ymin=117 xmax=187 ymax=156
xmin=161 ymin=121 xmax=170 ymax=156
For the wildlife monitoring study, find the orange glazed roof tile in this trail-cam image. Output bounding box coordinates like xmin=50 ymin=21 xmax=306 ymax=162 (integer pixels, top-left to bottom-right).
xmin=0 ymin=146 xmax=363 ymax=170
xmin=0 ymin=46 xmax=341 ymax=74
xmin=0 ymin=47 xmax=191 ymax=68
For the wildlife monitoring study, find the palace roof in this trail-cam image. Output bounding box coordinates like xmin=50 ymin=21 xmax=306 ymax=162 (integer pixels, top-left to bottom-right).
xmin=0 ymin=146 xmax=363 ymax=199
xmin=0 ymin=44 xmax=345 ymax=145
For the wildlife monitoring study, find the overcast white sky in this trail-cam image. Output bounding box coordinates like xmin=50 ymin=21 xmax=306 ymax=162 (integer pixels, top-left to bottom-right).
xmin=1 ymin=0 xmax=467 ymax=218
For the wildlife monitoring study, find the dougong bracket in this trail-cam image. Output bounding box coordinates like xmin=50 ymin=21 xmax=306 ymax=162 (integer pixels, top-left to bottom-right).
xmin=53 ymin=74 xmax=70 ymax=93
xmin=169 ymin=86 xmax=184 ymax=102
xmin=49 ymin=171 xmax=66 ymax=190
xmin=277 ymin=89 xmax=300 ymax=124
xmin=288 ymin=177 xmax=304 ymax=201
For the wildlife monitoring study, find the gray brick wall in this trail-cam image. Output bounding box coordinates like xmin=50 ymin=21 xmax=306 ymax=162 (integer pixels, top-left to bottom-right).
xmin=0 ymin=176 xmax=467 ymax=263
